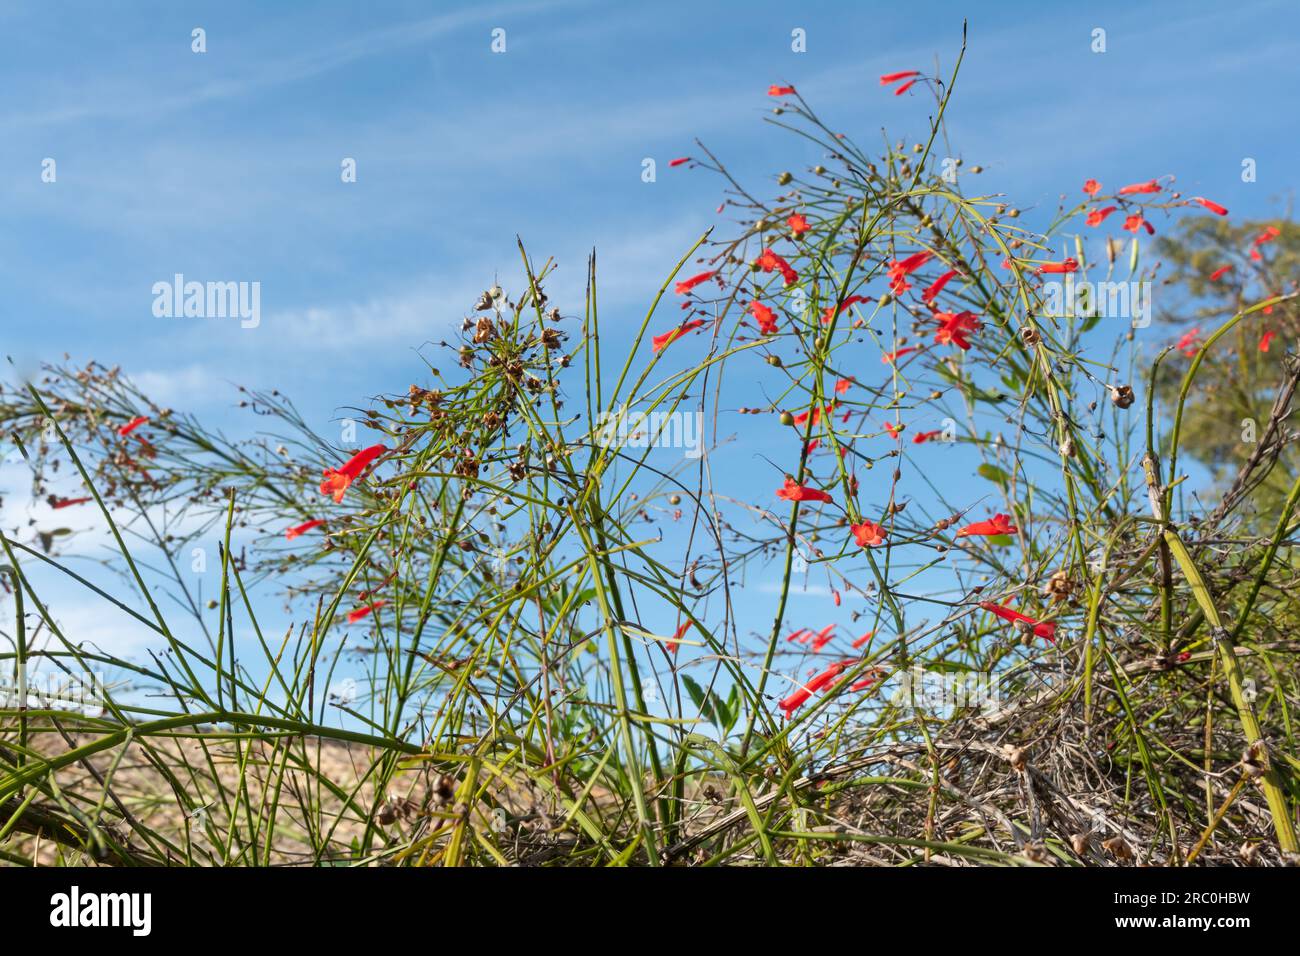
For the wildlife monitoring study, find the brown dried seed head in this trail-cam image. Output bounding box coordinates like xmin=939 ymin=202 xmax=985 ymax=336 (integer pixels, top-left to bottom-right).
xmin=1020 ymin=327 xmax=1041 ymax=346
xmin=1110 ymin=384 xmax=1135 ymax=409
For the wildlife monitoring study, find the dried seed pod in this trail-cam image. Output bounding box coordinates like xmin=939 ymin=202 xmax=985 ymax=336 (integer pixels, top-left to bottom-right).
xmin=1110 ymin=384 xmax=1135 ymax=409
xmin=1020 ymin=327 xmax=1041 ymax=346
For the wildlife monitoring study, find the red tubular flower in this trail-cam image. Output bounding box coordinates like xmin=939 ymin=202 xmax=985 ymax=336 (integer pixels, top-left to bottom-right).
xmin=779 ymin=662 xmax=852 ymax=718
xmin=669 ymin=157 xmax=691 ymax=168
xmin=1208 ymin=264 xmax=1233 ymax=281
xmin=1123 ymin=214 xmax=1155 ymax=235
xmin=651 ymin=319 xmax=706 ymax=353
xmin=1254 ymin=226 xmax=1281 ymax=245
xmin=851 ymin=631 xmax=875 ymax=650
xmin=893 ymin=79 xmax=918 ymax=96
xmin=1038 ymin=258 xmax=1079 ymax=274
xmin=1191 ymin=196 xmax=1228 ymax=216
xmin=922 ymin=269 xmax=959 ymax=304
xmin=933 ymin=310 xmax=981 ymax=351
xmin=850 ymin=677 xmax=877 ymax=691
xmin=1118 ymin=179 xmax=1161 ymax=195
xmin=884 ymin=421 xmax=904 ymax=440
xmin=286 ymin=519 xmax=325 ymax=540
xmin=820 ymin=294 xmax=872 ymax=325
xmin=956 ymin=513 xmax=1018 ymax=537
xmin=879 ymin=70 xmax=920 ymax=85
xmin=755 ymin=248 xmax=798 ymax=286
xmin=1085 ymin=206 xmax=1117 ymax=227
xmin=851 ymin=520 xmax=886 ymax=547
xmin=674 ymin=270 xmax=715 ymax=295
xmin=979 ymin=601 xmax=1056 ymax=642
xmin=912 ymin=429 xmax=942 ymax=444
xmin=667 ymin=620 xmax=690 ymax=654
xmin=1176 ymin=327 xmax=1201 ymax=356
xmin=786 ymin=628 xmax=810 ymax=643
xmin=812 ymin=624 xmax=836 ymax=651
xmin=749 ymin=300 xmax=779 ymax=335
xmin=792 ymin=403 xmax=834 ymax=427
xmin=1082 ymin=179 xmax=1101 ymax=195
xmin=881 ymin=346 xmax=918 ymax=364
xmin=118 ymin=416 xmax=149 ymax=437
xmin=776 ymin=477 xmax=832 ymax=504
xmin=886 ymin=251 xmax=933 ymax=295
xmin=347 ymin=600 xmax=386 ymax=624
xmin=49 ymin=496 xmax=91 ymax=509
xmin=1260 ymin=330 xmax=1276 ymax=353
xmin=320 ymin=444 xmax=388 ymax=503
xmin=787 ymin=213 xmax=810 ymax=236
xmin=835 ymin=377 xmax=854 ymax=394
xmin=768 ymin=84 xmax=796 ymax=96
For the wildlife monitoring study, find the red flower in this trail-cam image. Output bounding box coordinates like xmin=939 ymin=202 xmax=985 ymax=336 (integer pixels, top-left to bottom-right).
xmin=1085 ymin=206 xmax=1117 ymax=227
xmin=347 ymin=600 xmax=387 ymax=624
xmin=1118 ymin=179 xmax=1161 ymax=195
xmin=755 ymin=248 xmax=798 ymax=286
xmin=851 ymin=520 xmax=886 ymax=547
xmin=881 ymin=346 xmax=918 ymax=364
xmin=1038 ymin=258 xmax=1079 ymax=274
xmin=669 ymin=157 xmax=691 ymax=168
xmin=674 ymin=270 xmax=715 ymax=295
xmin=320 ymin=444 xmax=388 ymax=503
xmin=886 ymin=251 xmax=932 ymax=295
xmin=286 ymin=518 xmax=325 ymax=540
xmin=835 ymin=377 xmax=854 ymax=394
xmin=776 ymin=477 xmax=832 ymax=504
xmin=786 ymin=628 xmax=810 ymax=644
xmin=768 ymin=84 xmax=796 ymax=96
xmin=912 ymin=429 xmax=943 ymax=444
xmin=922 ymin=269 xmax=960 ymax=304
xmin=821 ymin=294 xmax=872 ymax=324
xmin=1208 ymin=264 xmax=1233 ymax=281
xmin=811 ymin=624 xmax=836 ymax=651
xmin=1082 ymin=179 xmax=1101 ymax=196
xmin=1191 ymin=196 xmax=1228 ymax=216
xmin=883 ymin=421 xmax=904 ymax=440
xmin=1123 ymin=214 xmax=1154 ymax=235
xmin=779 ymin=662 xmax=852 ymax=718
xmin=652 ymin=319 xmax=706 ymax=353
xmin=893 ymin=79 xmax=918 ymax=96
xmin=787 ymin=213 xmax=811 ymax=236
xmin=979 ymin=601 xmax=1056 ymax=642
xmin=1254 ymin=226 xmax=1281 ymax=245
xmin=1260 ymin=330 xmax=1276 ymax=353
xmin=749 ymin=301 xmax=779 ymax=335
xmin=118 ymin=416 xmax=149 ymax=437
xmin=850 ymin=677 xmax=878 ymax=692
xmin=934 ymin=310 xmax=981 ymax=351
xmin=956 ymin=513 xmax=1018 ymax=537
xmin=851 ymin=631 xmax=875 ymax=650
xmin=792 ymin=403 xmax=833 ymax=427
xmin=667 ymin=620 xmax=690 ymax=654
xmin=1176 ymin=327 xmax=1201 ymax=356
xmin=49 ymin=496 xmax=91 ymax=509
xmin=879 ymin=70 xmax=920 ymax=85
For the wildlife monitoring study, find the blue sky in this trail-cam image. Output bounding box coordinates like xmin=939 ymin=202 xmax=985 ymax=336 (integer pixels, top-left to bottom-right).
xmin=1 ymin=1 xmax=1296 ymax=708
